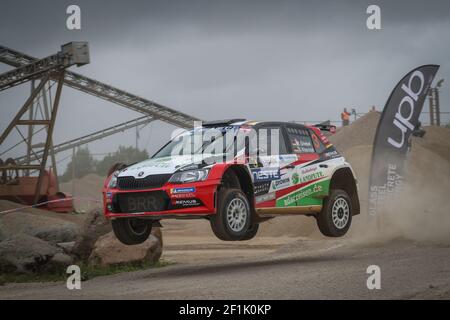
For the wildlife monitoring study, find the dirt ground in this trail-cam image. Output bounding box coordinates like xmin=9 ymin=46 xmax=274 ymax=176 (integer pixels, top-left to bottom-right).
xmin=1 ymin=236 xmax=449 ymax=299
xmin=1 ymin=113 xmax=449 ymax=299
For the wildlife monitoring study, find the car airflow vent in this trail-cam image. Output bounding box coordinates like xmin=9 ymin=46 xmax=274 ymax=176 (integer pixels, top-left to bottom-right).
xmin=117 ymin=174 xmax=171 ymax=190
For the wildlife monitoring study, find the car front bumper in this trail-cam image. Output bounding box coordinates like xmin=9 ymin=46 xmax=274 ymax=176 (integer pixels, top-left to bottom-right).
xmin=102 ymin=179 xmax=220 ymax=219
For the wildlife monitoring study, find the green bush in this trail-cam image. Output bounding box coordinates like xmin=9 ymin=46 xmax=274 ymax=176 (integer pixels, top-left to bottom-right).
xmin=60 ymin=146 xmax=149 ymax=181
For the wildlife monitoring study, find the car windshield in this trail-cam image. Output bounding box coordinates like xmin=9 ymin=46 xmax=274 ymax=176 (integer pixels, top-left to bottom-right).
xmin=152 ymin=126 xmax=245 ymax=159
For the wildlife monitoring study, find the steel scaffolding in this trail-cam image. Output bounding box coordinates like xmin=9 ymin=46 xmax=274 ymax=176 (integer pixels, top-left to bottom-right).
xmin=0 ymin=45 xmax=200 ymax=129
xmin=0 ymin=42 xmax=202 ymax=204
xmin=13 ymin=116 xmax=153 ymax=164
xmin=0 ymin=42 xmax=90 ymax=203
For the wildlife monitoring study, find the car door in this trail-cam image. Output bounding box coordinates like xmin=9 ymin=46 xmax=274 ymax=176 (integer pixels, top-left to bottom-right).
xmin=250 ymin=124 xmax=293 ymax=207
xmin=274 ymin=125 xmax=328 ymax=208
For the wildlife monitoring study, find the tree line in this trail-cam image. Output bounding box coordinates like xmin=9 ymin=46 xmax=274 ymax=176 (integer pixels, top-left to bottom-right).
xmin=60 ymin=146 xmax=149 ymax=182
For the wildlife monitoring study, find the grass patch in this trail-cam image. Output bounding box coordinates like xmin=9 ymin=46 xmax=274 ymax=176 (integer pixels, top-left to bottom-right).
xmin=0 ymin=272 xmax=65 ymax=285
xmin=80 ymin=260 xmax=172 ymax=281
xmin=0 ymin=260 xmax=172 ymax=285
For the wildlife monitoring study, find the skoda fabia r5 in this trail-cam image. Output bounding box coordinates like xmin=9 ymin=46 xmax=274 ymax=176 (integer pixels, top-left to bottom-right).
xmin=103 ymin=119 xmax=360 ymax=244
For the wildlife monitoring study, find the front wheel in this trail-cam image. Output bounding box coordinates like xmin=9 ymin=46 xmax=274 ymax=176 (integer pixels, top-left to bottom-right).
xmin=316 ymin=189 xmax=352 ymax=237
xmin=210 ymin=188 xmax=252 ymax=241
xmin=111 ymin=218 xmax=152 ymax=245
xmin=239 ymin=223 xmax=259 ymax=241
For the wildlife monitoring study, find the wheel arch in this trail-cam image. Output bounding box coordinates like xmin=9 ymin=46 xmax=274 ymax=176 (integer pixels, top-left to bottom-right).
xmin=220 ymin=165 xmax=255 ymax=213
xmin=329 ymin=166 xmax=360 ymax=216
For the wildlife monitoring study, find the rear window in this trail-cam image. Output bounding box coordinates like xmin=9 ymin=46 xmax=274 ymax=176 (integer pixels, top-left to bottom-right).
xmin=256 ymin=127 xmax=288 ymax=155
xmin=286 ymin=127 xmax=315 ymax=154
xmin=310 ymin=131 xmax=326 ymax=153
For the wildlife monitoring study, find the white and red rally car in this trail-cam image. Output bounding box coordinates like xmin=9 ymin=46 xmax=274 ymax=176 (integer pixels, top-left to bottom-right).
xmin=103 ymin=119 xmax=360 ymax=244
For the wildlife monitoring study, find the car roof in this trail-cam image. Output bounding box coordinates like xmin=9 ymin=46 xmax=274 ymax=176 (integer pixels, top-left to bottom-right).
xmin=202 ymin=118 xmax=247 ymax=127
xmin=201 ymin=119 xmax=308 ymax=129
xmin=245 ymin=120 xmax=309 ymax=130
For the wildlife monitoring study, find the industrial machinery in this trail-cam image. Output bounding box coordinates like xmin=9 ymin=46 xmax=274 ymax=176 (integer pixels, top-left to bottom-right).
xmin=0 ymin=42 xmax=200 ymax=212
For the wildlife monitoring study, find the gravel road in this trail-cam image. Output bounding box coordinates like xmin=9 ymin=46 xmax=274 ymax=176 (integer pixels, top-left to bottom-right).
xmin=1 ymin=237 xmax=449 ymax=299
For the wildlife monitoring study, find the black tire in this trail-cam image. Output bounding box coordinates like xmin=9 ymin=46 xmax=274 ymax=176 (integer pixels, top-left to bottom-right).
xmin=239 ymin=223 xmax=259 ymax=241
xmin=221 ymin=170 xmax=241 ymax=189
xmin=316 ymin=189 xmax=352 ymax=237
xmin=111 ymin=218 xmax=152 ymax=245
xmin=210 ymin=188 xmax=252 ymax=241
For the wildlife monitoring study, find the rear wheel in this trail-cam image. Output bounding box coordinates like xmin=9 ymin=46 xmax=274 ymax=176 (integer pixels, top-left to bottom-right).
xmin=111 ymin=218 xmax=152 ymax=245
xmin=210 ymin=188 xmax=252 ymax=241
xmin=316 ymin=189 xmax=352 ymax=237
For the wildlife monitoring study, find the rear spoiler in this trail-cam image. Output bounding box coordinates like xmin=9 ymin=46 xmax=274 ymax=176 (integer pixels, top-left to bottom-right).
xmin=313 ymin=123 xmax=336 ymax=134
xmin=202 ymin=119 xmax=246 ymax=127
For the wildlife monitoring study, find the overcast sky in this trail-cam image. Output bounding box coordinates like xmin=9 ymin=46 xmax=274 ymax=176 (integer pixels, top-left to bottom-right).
xmin=1 ymin=0 xmax=449 ymax=173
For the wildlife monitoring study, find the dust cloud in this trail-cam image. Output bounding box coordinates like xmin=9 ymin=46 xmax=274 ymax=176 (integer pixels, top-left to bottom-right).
xmin=337 ymin=115 xmax=450 ymax=246
xmin=58 ymin=112 xmax=450 ymax=245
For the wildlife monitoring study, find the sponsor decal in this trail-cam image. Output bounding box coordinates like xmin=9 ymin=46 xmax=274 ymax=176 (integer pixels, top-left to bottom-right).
xmin=387 ymin=71 xmax=428 ymax=149
xmin=255 ymin=192 xmax=276 ymax=203
xmin=254 ymin=182 xmax=271 ymax=196
xmin=171 ymin=193 xmax=196 ymax=199
xmin=369 ymin=163 xmax=403 ymax=215
xmin=173 ymin=199 xmax=201 ymax=207
xmin=149 ymin=162 xmax=171 ymax=168
xmin=369 ymin=65 xmax=439 ymax=216
xmin=323 ymin=150 xmax=339 ymax=159
xmin=252 ymin=168 xmax=280 ymax=182
xmin=299 ymin=146 xmax=315 ymax=153
xmin=301 ymin=166 xmax=318 ymax=175
xmin=299 ymin=171 xmax=324 ymax=184
xmin=106 ymin=192 xmax=113 ymax=201
xmin=311 ymin=133 xmax=321 ymax=150
xmin=279 ymin=154 xmax=298 ymax=163
xmin=291 ymin=172 xmax=299 ymax=185
xmin=280 ymin=184 xmax=323 ymax=207
xmin=171 ymin=187 xmax=196 ymax=194
xmin=299 ymin=140 xmax=313 ymax=147
xmin=320 ymin=135 xmax=330 ymax=144
xmin=277 ymin=180 xmax=329 ymax=207
xmin=271 ymin=177 xmax=290 ymax=190
xmin=130 ymin=160 xmax=172 ymax=171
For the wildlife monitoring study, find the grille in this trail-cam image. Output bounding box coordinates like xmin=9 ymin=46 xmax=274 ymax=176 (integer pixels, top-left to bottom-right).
xmin=117 ymin=174 xmax=171 ymax=190
xmin=114 ymin=191 xmax=169 ymax=213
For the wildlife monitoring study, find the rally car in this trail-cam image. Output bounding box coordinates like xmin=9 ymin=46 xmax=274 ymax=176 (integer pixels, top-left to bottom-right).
xmin=103 ymin=119 xmax=360 ymax=244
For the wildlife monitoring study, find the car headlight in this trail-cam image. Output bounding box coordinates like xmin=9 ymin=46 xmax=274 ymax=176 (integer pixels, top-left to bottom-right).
xmin=169 ymin=169 xmax=209 ymax=184
xmin=108 ymin=170 xmax=120 ymax=188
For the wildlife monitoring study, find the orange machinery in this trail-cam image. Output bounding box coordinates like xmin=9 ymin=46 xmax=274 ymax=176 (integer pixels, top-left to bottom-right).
xmin=0 ymin=168 xmax=73 ymax=213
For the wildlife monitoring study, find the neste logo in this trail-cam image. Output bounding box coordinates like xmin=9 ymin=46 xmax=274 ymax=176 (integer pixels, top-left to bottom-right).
xmin=252 ymin=168 xmax=280 ymax=181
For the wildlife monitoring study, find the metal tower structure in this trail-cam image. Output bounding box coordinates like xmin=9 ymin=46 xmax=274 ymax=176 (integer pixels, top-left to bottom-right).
xmin=0 ymin=42 xmax=90 ymax=203
xmin=428 ymin=79 xmax=444 ymax=126
xmin=0 ymin=42 xmax=201 ymax=206
xmin=12 ymin=116 xmax=153 ymax=164
xmin=0 ymin=45 xmax=200 ymax=129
